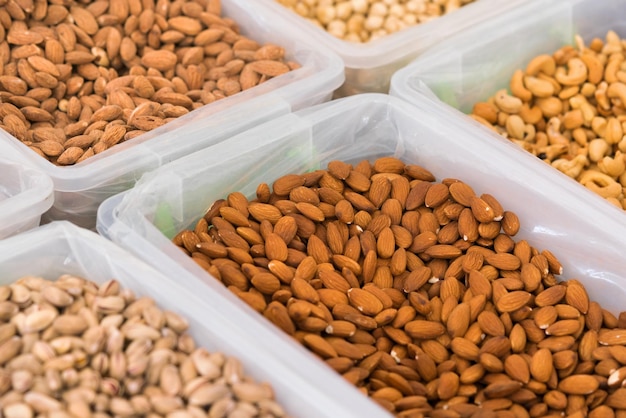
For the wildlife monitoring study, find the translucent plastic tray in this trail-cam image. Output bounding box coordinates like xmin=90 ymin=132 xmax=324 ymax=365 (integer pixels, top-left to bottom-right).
xmin=0 ymin=158 xmax=53 ymax=239
xmin=0 ymin=221 xmax=373 ymax=418
xmin=98 ymin=94 xmax=626 ymax=414
xmin=390 ymin=0 xmax=626 ymax=219
xmin=0 ymin=0 xmax=344 ymax=230
xmin=255 ymin=0 xmax=529 ymax=96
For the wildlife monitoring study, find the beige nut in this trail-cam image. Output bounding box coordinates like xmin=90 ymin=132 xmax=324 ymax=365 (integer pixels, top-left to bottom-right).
xmin=588 ymin=138 xmax=610 ymax=162
xmin=555 ymin=58 xmax=588 ymax=86
xmin=525 ymin=54 xmax=556 ymax=76
xmin=493 ymin=89 xmax=522 ymax=114
xmin=524 ymin=76 xmax=554 ymax=97
xmin=578 ymin=170 xmax=622 ymax=198
xmin=598 ymin=151 xmax=626 ymax=178
xmin=510 ymin=70 xmax=532 ymax=101
xmin=552 ymin=155 xmax=588 ymax=179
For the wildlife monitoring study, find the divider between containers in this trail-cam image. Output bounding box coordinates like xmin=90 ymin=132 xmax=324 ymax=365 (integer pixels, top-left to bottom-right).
xmin=389 ymin=0 xmax=626 ymax=219
xmin=0 ymin=158 xmax=54 ymax=239
xmin=0 ymin=220 xmax=375 ymax=418
xmin=0 ymin=0 xmax=345 ymax=230
xmin=98 ymin=93 xmax=626 ymax=415
xmin=254 ymin=0 xmax=530 ymax=97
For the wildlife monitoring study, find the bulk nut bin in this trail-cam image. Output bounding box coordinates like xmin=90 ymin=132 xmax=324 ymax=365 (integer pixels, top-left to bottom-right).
xmin=0 ymin=157 xmax=53 ymax=239
xmin=254 ymin=0 xmax=529 ymax=97
xmin=390 ymin=0 xmax=626 ymax=216
xmin=0 ymin=220 xmax=369 ymax=418
xmin=0 ymin=0 xmax=344 ymax=230
xmin=99 ymin=93 xmax=626 ymax=415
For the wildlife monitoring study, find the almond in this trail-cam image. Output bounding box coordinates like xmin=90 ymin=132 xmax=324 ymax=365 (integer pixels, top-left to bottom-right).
xmin=558 ymin=374 xmax=600 ymax=395
xmin=347 ymin=288 xmax=383 ymax=316
xmin=405 ymin=320 xmax=445 ymax=339
xmin=495 ymin=291 xmax=532 ymax=313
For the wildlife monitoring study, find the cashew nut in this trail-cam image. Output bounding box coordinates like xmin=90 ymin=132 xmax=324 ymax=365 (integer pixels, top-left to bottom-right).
xmin=555 ymin=58 xmax=588 ymax=86
xmin=605 ymin=117 xmax=624 ymax=144
xmin=536 ymin=96 xmax=563 ymax=118
xmin=551 ymin=154 xmax=588 ymax=178
xmin=545 ymin=117 xmax=568 ymax=146
xmin=493 ymin=89 xmax=522 ymax=114
xmin=572 ymin=128 xmax=589 ymax=146
xmin=525 ymin=54 xmax=556 ymax=76
xmin=580 ymin=53 xmax=604 ymax=84
xmin=505 ymin=114 xmax=525 ymax=140
xmin=523 ymin=76 xmax=554 ymax=97
xmin=588 ymin=138 xmax=610 ymax=162
xmin=471 ymin=102 xmax=498 ymax=124
xmin=595 ymin=81 xmax=611 ymax=110
xmin=537 ymin=143 xmax=568 ymax=160
xmin=591 ymin=116 xmax=607 ymax=138
xmin=558 ymin=85 xmax=580 ymax=100
xmin=523 ymin=123 xmax=536 ymax=142
xmin=562 ymin=109 xmax=583 ymax=130
xmin=603 ymin=30 xmax=623 ymax=55
xmin=604 ymin=54 xmax=624 ymax=84
xmin=578 ymin=170 xmax=622 ymax=198
xmin=607 ymin=82 xmax=626 ymax=108
xmin=580 ymin=82 xmax=597 ymax=98
xmin=518 ymin=104 xmax=543 ymax=125
xmin=598 ymin=150 xmax=626 ymax=177
xmin=510 ymin=70 xmax=532 ymax=102
xmin=570 ymin=95 xmax=596 ymax=126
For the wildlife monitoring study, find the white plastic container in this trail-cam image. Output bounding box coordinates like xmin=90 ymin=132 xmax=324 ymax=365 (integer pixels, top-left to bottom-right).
xmin=0 ymin=0 xmax=344 ymax=230
xmin=0 ymin=221 xmax=384 ymax=418
xmin=98 ymin=93 xmax=626 ymax=408
xmin=255 ymin=0 xmax=529 ymax=96
xmin=389 ymin=0 xmax=626 ymax=217
xmin=0 ymin=158 xmax=53 ymax=239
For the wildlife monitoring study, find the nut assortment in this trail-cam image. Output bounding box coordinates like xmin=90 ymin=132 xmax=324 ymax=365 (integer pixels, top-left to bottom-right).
xmin=0 ymin=0 xmax=299 ymax=166
xmin=470 ymin=31 xmax=626 ymax=210
xmin=0 ymin=274 xmax=286 ymax=417
xmin=174 ymin=156 xmax=626 ymax=416
xmin=275 ymin=0 xmax=475 ymax=43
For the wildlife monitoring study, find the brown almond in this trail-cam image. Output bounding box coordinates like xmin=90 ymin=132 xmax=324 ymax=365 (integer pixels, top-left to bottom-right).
xmin=495 ymin=291 xmax=532 ymax=313
xmin=535 ymin=285 xmax=566 ymax=307
xmin=347 ymin=288 xmax=383 ymax=316
xmin=485 ymin=253 xmax=521 ymax=271
xmin=529 ymin=348 xmax=553 ymax=382
xmin=565 ymin=281 xmax=590 ymax=314
xmin=405 ymin=320 xmax=445 ymax=339
xmin=141 ymin=50 xmax=178 ymax=72
xmin=558 ymin=374 xmax=599 ymax=395
xmin=449 ymin=181 xmax=476 ymax=207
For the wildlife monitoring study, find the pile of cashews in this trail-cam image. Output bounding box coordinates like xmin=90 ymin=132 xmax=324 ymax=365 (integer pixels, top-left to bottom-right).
xmin=471 ymin=31 xmax=626 ymax=210
xmin=275 ymin=0 xmax=475 ymax=43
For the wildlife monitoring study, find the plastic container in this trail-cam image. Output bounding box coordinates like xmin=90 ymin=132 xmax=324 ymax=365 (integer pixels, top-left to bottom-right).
xmin=254 ymin=0 xmax=529 ymax=97
xmin=390 ymin=0 xmax=626 ymax=217
xmin=98 ymin=93 xmax=626 ymax=408
xmin=389 ymin=0 xmax=614 ymax=112
xmin=0 ymin=0 xmax=344 ymax=230
xmin=0 ymin=221 xmax=383 ymax=418
xmin=0 ymin=158 xmax=54 ymax=239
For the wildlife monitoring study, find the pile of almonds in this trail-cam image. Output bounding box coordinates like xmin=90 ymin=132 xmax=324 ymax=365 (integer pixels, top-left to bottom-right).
xmin=0 ymin=0 xmax=299 ymax=165
xmin=0 ymin=274 xmax=286 ymax=417
xmin=175 ymin=156 xmax=626 ymax=417
xmin=470 ymin=31 xmax=626 ymax=210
